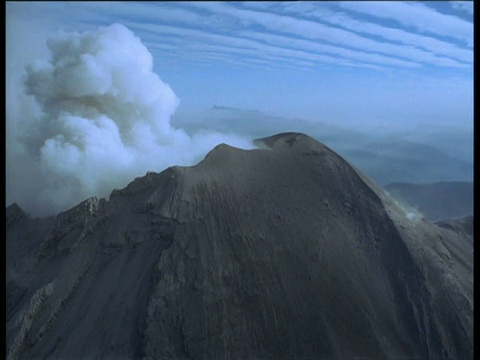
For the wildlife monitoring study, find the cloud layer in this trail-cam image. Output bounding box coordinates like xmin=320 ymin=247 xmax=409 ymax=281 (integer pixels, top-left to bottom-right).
xmin=7 ymin=24 xmax=252 ymax=216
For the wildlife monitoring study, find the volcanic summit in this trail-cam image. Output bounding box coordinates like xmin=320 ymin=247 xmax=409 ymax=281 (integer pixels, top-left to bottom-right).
xmin=6 ymin=132 xmax=473 ymax=359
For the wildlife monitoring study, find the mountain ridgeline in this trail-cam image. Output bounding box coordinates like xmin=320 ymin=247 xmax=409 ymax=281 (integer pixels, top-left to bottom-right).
xmin=6 ymin=133 xmax=473 ymax=359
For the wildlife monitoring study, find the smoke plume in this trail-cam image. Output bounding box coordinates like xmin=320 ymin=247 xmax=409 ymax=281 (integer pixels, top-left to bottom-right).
xmin=6 ymin=23 xmax=252 ymax=216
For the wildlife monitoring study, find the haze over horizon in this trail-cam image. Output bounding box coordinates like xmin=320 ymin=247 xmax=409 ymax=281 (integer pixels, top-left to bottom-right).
xmin=6 ymin=1 xmax=473 ymax=216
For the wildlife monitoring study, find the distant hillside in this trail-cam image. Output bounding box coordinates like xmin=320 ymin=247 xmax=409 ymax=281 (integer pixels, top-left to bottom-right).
xmin=385 ymin=181 xmax=473 ymax=221
xmin=342 ymin=141 xmax=473 ymax=186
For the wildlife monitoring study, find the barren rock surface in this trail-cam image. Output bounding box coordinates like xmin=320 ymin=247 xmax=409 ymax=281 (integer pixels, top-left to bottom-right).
xmin=6 ymin=132 xmax=473 ymax=359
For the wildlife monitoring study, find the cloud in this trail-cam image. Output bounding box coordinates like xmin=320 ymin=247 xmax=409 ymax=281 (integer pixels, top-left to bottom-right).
xmin=8 ymin=2 xmax=473 ymax=75
xmin=450 ymin=1 xmax=474 ymax=15
xmin=282 ymin=6 xmax=471 ymax=65
xmin=239 ymin=31 xmax=419 ymax=69
xmin=6 ymin=23 xmax=253 ymax=216
xmin=129 ymin=23 xmax=350 ymax=68
xmin=132 ymin=22 xmax=420 ymax=74
xmin=177 ymin=2 xmax=470 ymax=69
xmin=338 ymin=1 xmax=473 ymax=47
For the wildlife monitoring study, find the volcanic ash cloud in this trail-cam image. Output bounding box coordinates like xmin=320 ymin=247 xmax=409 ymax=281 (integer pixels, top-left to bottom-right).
xmin=7 ymin=23 xmax=252 ymax=216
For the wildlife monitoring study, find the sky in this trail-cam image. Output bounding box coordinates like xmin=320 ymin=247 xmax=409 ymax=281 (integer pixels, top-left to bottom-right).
xmin=7 ymin=1 xmax=473 ymax=130
xmin=5 ymin=1 xmax=474 ymax=216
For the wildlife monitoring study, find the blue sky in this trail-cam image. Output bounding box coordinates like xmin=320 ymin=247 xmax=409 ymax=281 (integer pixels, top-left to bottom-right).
xmin=7 ymin=1 xmax=473 ymax=132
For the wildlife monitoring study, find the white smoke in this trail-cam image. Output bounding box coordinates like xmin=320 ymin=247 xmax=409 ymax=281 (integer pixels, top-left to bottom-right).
xmin=406 ymin=212 xmax=419 ymax=222
xmin=6 ymin=23 xmax=253 ymax=216
xmin=384 ymin=191 xmax=424 ymax=225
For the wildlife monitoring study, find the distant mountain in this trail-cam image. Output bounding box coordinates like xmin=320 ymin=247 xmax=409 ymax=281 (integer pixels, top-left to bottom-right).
xmin=385 ymin=181 xmax=473 ymax=221
xmin=172 ymin=105 xmax=355 ymax=143
xmin=343 ymin=141 xmax=473 ymax=186
xmin=172 ymin=106 xmax=473 ymax=185
xmin=395 ymin=126 xmax=473 ymax=163
xmin=7 ymin=133 xmax=472 ymax=359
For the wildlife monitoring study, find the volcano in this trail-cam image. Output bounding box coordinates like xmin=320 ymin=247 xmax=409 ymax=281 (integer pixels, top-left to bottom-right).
xmin=6 ymin=133 xmax=473 ymax=359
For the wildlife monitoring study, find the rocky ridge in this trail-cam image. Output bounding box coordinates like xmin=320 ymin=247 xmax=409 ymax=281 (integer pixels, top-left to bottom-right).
xmin=6 ymin=132 xmax=473 ymax=359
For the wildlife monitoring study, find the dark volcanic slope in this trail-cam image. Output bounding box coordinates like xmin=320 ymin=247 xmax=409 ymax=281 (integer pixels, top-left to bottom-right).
xmin=6 ymin=133 xmax=473 ymax=360
xmin=385 ymin=181 xmax=473 ymax=221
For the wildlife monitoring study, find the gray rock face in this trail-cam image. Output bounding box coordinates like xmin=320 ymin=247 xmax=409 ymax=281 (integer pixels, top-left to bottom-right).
xmin=6 ymin=132 xmax=473 ymax=359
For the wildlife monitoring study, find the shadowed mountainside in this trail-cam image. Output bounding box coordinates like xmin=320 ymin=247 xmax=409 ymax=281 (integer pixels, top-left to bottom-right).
xmin=6 ymin=132 xmax=473 ymax=360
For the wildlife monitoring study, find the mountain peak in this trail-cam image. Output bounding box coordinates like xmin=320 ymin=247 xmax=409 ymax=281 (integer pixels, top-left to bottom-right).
xmin=6 ymin=203 xmax=27 ymax=225
xmin=255 ymin=132 xmax=310 ymax=148
xmin=199 ymin=142 xmax=250 ymax=168
xmin=254 ymin=132 xmax=336 ymax=155
xmin=6 ymin=132 xmax=472 ymax=360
